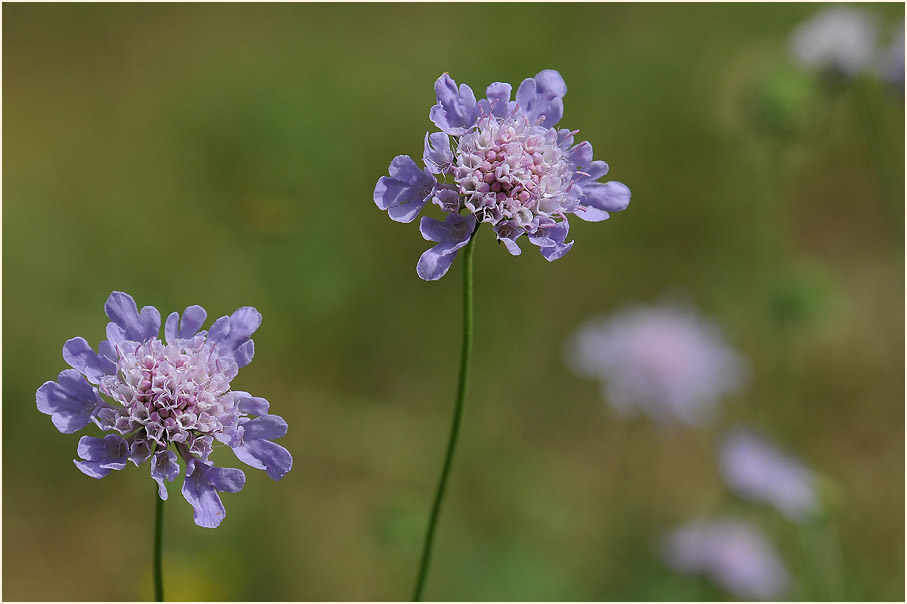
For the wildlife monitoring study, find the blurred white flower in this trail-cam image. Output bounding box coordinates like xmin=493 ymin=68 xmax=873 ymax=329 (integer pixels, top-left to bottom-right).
xmin=879 ymin=24 xmax=905 ymax=89
xmin=565 ymin=301 xmax=747 ymax=427
xmin=720 ymin=429 xmax=819 ymax=522
xmin=662 ymin=518 xmax=790 ymax=600
xmin=790 ymin=6 xmax=879 ymax=78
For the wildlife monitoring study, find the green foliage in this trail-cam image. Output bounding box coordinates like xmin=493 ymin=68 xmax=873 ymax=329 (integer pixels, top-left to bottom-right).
xmin=3 ymin=3 xmax=903 ymax=601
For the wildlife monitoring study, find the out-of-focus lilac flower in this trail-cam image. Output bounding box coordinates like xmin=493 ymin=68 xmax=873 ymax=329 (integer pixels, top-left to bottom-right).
xmin=662 ymin=519 xmax=790 ymax=601
xmin=374 ymin=70 xmax=631 ymax=281
xmin=790 ymin=6 xmax=879 ymax=78
xmin=565 ymin=302 xmax=747 ymax=427
xmin=37 ymin=291 xmax=292 ymax=528
xmin=879 ymin=24 xmax=905 ymax=90
xmin=719 ymin=429 xmax=819 ymax=522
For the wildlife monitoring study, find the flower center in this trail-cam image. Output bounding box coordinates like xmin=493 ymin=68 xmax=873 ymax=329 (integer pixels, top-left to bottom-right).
xmin=454 ymin=114 xmax=572 ymax=226
xmin=99 ymin=336 xmax=238 ymax=447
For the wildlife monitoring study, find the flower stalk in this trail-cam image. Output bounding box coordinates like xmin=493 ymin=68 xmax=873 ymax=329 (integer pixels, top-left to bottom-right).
xmin=153 ymin=488 xmax=164 ymax=602
xmin=413 ymin=232 xmax=476 ymax=601
xmin=852 ymin=82 xmax=902 ymax=248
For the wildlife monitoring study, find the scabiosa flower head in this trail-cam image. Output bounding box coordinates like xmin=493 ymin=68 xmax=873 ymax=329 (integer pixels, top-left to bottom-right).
xmin=719 ymin=429 xmax=819 ymax=523
xmin=662 ymin=518 xmax=790 ymax=601
xmin=565 ymin=301 xmax=747 ymax=427
xmin=374 ymin=70 xmax=631 ymax=280
xmin=36 ymin=291 xmax=293 ymax=528
xmin=790 ymin=6 xmax=879 ymax=79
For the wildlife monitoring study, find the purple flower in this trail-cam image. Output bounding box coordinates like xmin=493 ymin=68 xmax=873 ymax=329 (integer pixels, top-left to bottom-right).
xmin=662 ymin=518 xmax=790 ymax=601
xmin=791 ymin=6 xmax=879 ymax=78
xmin=36 ymin=291 xmax=292 ymax=528
xmin=374 ymin=70 xmax=631 ymax=281
xmin=565 ymin=301 xmax=747 ymax=427
xmin=719 ymin=429 xmax=819 ymax=522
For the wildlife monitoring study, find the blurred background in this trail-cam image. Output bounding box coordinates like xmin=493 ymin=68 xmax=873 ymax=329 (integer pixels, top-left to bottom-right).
xmin=3 ymin=3 xmax=904 ymax=601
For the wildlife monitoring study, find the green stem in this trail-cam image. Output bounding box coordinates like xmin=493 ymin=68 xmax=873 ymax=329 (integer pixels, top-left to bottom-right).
xmin=853 ymin=81 xmax=902 ymax=249
xmin=153 ymin=488 xmax=164 ymax=602
xmin=412 ymin=233 xmax=477 ymax=602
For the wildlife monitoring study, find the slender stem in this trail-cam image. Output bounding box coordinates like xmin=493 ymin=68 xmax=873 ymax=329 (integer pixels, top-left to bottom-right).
xmin=852 ymin=81 xmax=902 ymax=250
xmin=153 ymin=488 xmax=164 ymax=602
xmin=412 ymin=233 xmax=477 ymax=602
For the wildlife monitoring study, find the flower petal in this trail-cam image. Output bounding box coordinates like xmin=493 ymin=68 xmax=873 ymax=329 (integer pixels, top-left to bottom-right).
xmin=387 ymin=194 xmax=431 ymax=223
xmin=540 ymin=240 xmax=574 ymax=261
xmin=388 ymin=154 xmax=429 ymax=184
xmin=36 ymin=369 xmax=102 ymax=433
xmin=416 ymin=214 xmax=476 ymax=281
xmin=429 ymin=73 xmax=477 ymax=135
xmin=493 ymin=221 xmax=525 ymax=256
xmin=528 ymin=217 xmax=568 ymax=246
xmin=515 ymin=69 xmax=567 ymax=128
xmin=573 ymin=204 xmax=610 ymax=222
xmin=418 ymin=216 xmax=452 ymax=243
xmin=104 ymin=291 xmax=160 ymax=344
xmin=242 ymin=414 xmax=288 ymax=440
xmin=206 ymin=465 xmax=245 ymax=493
xmin=374 ymin=156 xmax=436 ymax=224
xmin=421 ymin=213 xmax=476 ymax=248
xmin=582 ymin=181 xmax=631 ymax=213
xmin=568 ymin=141 xmax=594 ymax=168
xmin=209 ymin=306 xmax=261 ymax=368
xmin=431 ymin=187 xmax=462 ymax=214
xmin=62 ymin=337 xmax=116 ymax=384
xmin=416 ymin=245 xmax=458 ymax=281
xmin=231 ymin=340 xmax=255 ymax=369
xmin=128 ymin=435 xmax=153 ymax=466
xmin=151 ymin=449 xmax=180 ymax=500
xmin=556 ymin=128 xmax=576 ymax=149
xmin=485 ymin=82 xmax=512 ymax=109
xmin=188 ymin=434 xmax=214 ymax=460
xmin=528 ymin=218 xmax=574 ymax=261
xmin=423 ymin=132 xmax=453 ymax=174
xmin=181 ymin=459 xmax=245 ymax=528
xmin=74 ymin=434 xmax=128 ymax=479
xmin=237 ymin=395 xmax=270 ymax=416
xmin=233 ymin=439 xmax=293 ymax=481
xmin=164 ymin=305 xmax=207 ymax=344
xmin=477 ymin=82 xmax=517 ymax=118
xmin=581 ymin=160 xmax=610 ymax=181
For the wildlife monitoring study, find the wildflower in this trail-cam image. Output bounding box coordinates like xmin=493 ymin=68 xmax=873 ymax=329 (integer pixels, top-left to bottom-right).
xmin=374 ymin=70 xmax=631 ymax=280
xmin=36 ymin=291 xmax=292 ymax=528
xmin=662 ymin=519 xmax=789 ymax=600
xmin=719 ymin=429 xmax=819 ymax=522
xmin=790 ymin=6 xmax=879 ymax=79
xmin=564 ymin=301 xmax=747 ymax=427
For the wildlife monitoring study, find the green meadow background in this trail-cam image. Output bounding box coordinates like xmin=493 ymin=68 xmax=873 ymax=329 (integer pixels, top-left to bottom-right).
xmin=3 ymin=3 xmax=904 ymax=601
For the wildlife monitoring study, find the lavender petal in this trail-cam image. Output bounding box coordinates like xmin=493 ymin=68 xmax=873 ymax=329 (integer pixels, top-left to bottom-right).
xmin=429 ymin=73 xmax=477 ymax=135
xmin=74 ymin=434 xmax=128 ymax=479
xmin=104 ymin=291 xmax=161 ymax=344
xmin=61 ymin=337 xmax=115 ymax=384
xmin=515 ymin=69 xmax=567 ymax=128
xmin=36 ymin=369 xmax=102 ymax=434
xmin=150 ymin=449 xmax=180 ymax=500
